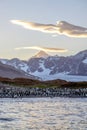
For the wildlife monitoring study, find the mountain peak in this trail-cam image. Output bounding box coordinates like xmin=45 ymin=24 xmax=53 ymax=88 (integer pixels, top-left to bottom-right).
xmin=33 ymin=51 xmax=49 ymax=58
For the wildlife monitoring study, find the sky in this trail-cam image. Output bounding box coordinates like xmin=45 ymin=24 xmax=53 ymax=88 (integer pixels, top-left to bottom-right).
xmin=0 ymin=0 xmax=87 ymax=60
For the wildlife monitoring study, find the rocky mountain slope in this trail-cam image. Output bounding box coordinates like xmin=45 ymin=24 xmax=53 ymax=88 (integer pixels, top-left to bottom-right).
xmin=0 ymin=50 xmax=87 ymax=81
xmin=0 ymin=61 xmax=37 ymax=79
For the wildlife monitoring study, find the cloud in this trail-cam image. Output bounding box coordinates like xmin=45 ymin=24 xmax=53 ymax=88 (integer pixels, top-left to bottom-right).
xmin=11 ymin=20 xmax=87 ymax=38
xmin=15 ymin=46 xmax=67 ymax=52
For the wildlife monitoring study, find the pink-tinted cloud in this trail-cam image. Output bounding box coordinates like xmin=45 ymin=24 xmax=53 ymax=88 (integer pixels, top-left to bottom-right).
xmin=11 ymin=20 xmax=87 ymax=37
xmin=15 ymin=46 xmax=67 ymax=52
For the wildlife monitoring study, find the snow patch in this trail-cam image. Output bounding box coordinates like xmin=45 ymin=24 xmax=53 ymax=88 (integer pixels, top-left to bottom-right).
xmin=83 ymin=58 xmax=87 ymax=64
xmin=30 ymin=60 xmax=51 ymax=78
xmin=0 ymin=59 xmax=8 ymax=64
xmin=19 ymin=63 xmax=29 ymax=72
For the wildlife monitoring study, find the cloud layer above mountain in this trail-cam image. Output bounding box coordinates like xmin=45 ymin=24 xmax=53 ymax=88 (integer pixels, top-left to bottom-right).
xmin=15 ymin=46 xmax=67 ymax=52
xmin=11 ymin=20 xmax=87 ymax=38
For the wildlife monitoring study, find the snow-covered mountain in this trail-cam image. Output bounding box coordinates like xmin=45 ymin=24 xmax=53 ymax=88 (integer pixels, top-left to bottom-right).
xmin=32 ymin=51 xmax=49 ymax=58
xmin=0 ymin=50 xmax=87 ymax=81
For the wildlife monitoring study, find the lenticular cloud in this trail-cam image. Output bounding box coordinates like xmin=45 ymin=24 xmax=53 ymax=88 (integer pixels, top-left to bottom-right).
xmin=11 ymin=20 xmax=87 ymax=38
xmin=15 ymin=46 xmax=67 ymax=52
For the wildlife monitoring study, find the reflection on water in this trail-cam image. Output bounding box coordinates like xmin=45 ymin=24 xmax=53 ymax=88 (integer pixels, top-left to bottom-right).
xmin=0 ymin=98 xmax=87 ymax=130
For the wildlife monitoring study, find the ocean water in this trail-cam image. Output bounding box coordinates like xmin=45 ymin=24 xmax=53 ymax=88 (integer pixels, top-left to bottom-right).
xmin=0 ymin=98 xmax=87 ymax=130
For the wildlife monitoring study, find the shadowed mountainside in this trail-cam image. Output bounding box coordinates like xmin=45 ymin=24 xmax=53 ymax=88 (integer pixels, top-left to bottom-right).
xmin=0 ymin=62 xmax=38 ymax=79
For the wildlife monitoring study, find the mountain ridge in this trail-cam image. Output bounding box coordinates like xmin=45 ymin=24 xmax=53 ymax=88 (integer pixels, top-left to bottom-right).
xmin=0 ymin=50 xmax=87 ymax=81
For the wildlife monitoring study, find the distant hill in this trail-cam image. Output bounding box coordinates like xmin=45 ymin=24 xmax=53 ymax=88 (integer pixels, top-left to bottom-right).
xmin=0 ymin=77 xmax=87 ymax=89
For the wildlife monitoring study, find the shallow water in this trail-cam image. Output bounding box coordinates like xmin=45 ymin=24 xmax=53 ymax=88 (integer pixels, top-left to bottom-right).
xmin=0 ymin=98 xmax=87 ymax=130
